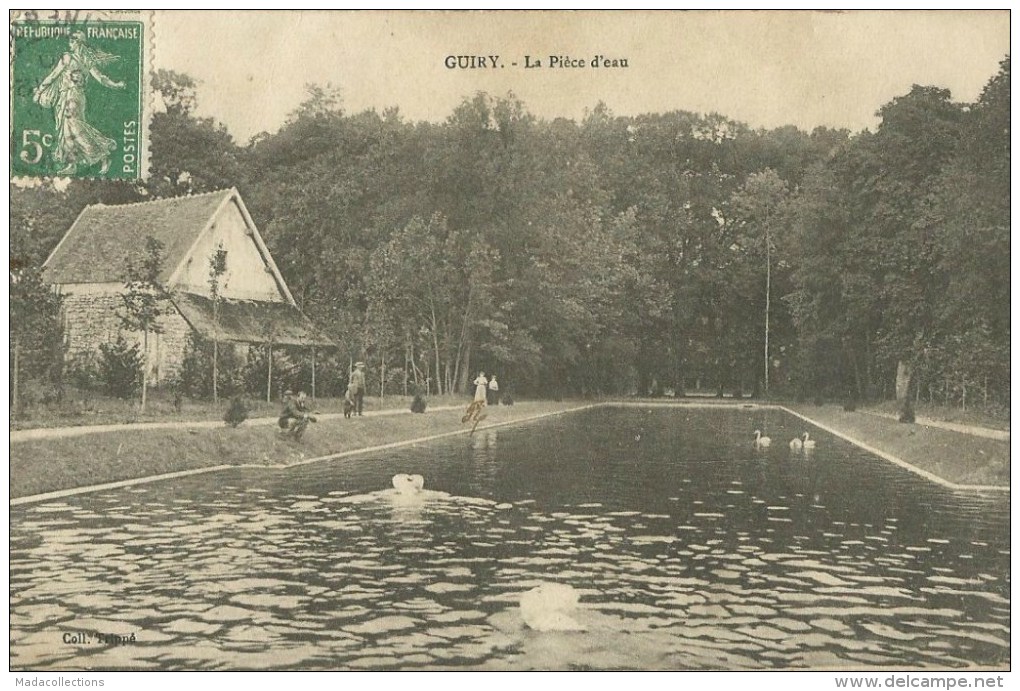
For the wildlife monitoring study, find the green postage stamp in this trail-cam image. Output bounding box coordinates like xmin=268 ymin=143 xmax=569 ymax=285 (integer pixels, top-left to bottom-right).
xmin=10 ymin=10 xmax=151 ymax=180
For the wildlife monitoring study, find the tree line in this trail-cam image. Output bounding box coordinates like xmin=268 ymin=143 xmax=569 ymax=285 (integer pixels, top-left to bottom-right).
xmin=10 ymin=58 xmax=1010 ymax=411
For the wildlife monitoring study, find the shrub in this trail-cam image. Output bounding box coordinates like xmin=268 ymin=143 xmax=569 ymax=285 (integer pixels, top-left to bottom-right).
xmin=289 ymin=351 xmax=348 ymax=398
xmin=242 ymin=346 xmax=300 ymax=401
xmin=178 ymin=335 xmax=244 ymax=399
xmin=163 ymin=374 xmax=185 ymax=412
xmin=66 ymin=352 xmax=100 ymax=395
xmin=410 ymin=393 xmax=427 ymax=413
xmin=224 ymin=396 xmax=248 ymax=427
xmin=98 ymin=336 xmax=142 ymax=399
xmin=16 ymin=378 xmax=61 ymax=409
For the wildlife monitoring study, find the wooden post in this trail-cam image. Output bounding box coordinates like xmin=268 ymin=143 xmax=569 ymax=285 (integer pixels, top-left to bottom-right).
xmin=141 ymin=330 xmax=149 ymax=412
xmin=311 ymin=347 xmax=316 ymax=402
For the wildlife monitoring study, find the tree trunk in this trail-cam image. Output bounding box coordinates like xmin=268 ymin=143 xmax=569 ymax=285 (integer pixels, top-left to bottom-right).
xmin=895 ymin=361 xmax=912 ymax=401
xmin=453 ymin=283 xmax=476 ymax=394
xmin=141 ymin=329 xmax=149 ymax=412
xmin=212 ymin=338 xmax=219 ymax=403
xmin=311 ymin=348 xmax=316 ymax=401
xmin=849 ymin=344 xmax=862 ymax=400
xmin=430 ymin=306 xmax=443 ymax=396
xmin=380 ymin=356 xmax=386 ymax=399
xmin=266 ymin=343 xmax=273 ymax=403
xmin=12 ymin=339 xmax=20 ymax=418
xmin=864 ymin=333 xmax=873 ymax=400
xmin=458 ymin=339 xmax=472 ymax=395
xmin=763 ymin=224 xmax=771 ymax=395
xmin=898 ymin=364 xmax=917 ymax=423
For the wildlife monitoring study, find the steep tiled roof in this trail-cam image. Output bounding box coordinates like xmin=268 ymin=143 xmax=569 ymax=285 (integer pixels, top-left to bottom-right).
xmin=43 ymin=189 xmax=234 ymax=284
xmin=172 ymin=292 xmax=335 ymax=347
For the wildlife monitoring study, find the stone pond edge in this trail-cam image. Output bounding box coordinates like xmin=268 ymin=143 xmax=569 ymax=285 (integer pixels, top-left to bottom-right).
xmin=10 ymin=401 xmax=1008 ymax=507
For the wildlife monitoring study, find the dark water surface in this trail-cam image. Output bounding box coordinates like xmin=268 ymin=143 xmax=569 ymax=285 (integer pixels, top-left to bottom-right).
xmin=10 ymin=406 xmax=1010 ymax=670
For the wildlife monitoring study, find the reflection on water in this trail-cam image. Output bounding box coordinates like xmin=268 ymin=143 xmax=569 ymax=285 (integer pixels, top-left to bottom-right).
xmin=10 ymin=408 xmax=1010 ymax=670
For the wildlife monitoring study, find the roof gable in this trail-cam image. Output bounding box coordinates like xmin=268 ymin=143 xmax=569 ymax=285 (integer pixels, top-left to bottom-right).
xmin=42 ymin=189 xmax=234 ymax=285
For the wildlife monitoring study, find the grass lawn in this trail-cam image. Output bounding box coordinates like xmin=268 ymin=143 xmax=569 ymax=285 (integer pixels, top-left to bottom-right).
xmin=10 ymin=400 xmax=587 ymax=499
xmin=788 ymin=403 xmax=1009 ymax=488
xmin=865 ymin=398 xmax=1009 ymax=431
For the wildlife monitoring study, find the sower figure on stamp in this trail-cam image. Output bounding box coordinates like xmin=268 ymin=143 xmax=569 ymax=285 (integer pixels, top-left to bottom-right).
xmin=33 ymin=31 xmax=125 ymax=176
xmin=349 ymin=362 xmax=366 ymax=416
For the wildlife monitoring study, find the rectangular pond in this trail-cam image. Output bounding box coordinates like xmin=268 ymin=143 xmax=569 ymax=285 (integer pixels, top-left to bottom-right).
xmin=10 ymin=405 xmax=1010 ymax=670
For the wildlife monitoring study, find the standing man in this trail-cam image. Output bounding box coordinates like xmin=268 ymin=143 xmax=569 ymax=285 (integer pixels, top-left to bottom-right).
xmin=350 ymin=361 xmax=367 ymax=416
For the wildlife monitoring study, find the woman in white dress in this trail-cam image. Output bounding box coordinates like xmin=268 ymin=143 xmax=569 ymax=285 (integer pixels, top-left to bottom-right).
xmin=473 ymin=372 xmax=489 ymax=404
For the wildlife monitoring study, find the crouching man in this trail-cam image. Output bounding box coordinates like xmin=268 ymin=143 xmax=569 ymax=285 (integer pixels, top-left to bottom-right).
xmin=279 ymin=390 xmax=317 ymax=440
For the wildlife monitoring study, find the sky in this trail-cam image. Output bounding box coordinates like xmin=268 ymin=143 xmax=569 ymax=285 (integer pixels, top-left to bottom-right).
xmin=156 ymin=11 xmax=1008 ymax=143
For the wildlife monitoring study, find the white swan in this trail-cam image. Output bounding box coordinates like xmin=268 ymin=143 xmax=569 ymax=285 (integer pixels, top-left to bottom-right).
xmin=520 ymin=583 xmax=585 ymax=632
xmin=789 ymin=436 xmax=803 ymax=451
xmin=802 ymin=432 xmax=816 ymax=450
xmin=391 ymin=473 xmax=425 ymax=493
xmin=753 ymin=430 xmax=771 ymax=448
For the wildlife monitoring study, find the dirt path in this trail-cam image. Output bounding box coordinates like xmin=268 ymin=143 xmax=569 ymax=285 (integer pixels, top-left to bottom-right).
xmin=10 ymin=405 xmax=463 ymax=443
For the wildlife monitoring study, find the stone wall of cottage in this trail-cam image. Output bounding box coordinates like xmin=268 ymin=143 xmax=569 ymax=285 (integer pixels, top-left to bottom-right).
xmin=60 ymin=284 xmax=193 ymax=385
xmin=150 ymin=308 xmax=192 ymax=383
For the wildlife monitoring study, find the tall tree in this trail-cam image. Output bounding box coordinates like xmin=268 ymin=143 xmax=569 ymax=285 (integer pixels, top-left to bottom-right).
xmin=208 ymin=243 xmax=228 ymax=402
xmin=730 ymin=169 xmax=790 ymax=395
xmin=10 ymin=266 xmax=63 ymax=415
xmin=120 ymin=237 xmax=172 ymax=411
xmin=149 ymin=69 xmax=244 ymax=197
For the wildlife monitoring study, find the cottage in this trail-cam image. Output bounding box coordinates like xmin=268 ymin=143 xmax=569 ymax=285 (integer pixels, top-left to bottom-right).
xmin=42 ymin=188 xmax=333 ymax=384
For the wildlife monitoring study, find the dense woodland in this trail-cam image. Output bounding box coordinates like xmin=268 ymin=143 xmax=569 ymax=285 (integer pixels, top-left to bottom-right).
xmin=10 ymin=57 xmax=1010 ymax=411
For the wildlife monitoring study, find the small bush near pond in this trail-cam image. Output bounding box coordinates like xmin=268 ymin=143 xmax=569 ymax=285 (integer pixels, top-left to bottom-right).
xmin=98 ymin=336 xmax=142 ymax=399
xmin=410 ymin=393 xmax=427 ymax=413
xmin=224 ymin=396 xmax=249 ymax=427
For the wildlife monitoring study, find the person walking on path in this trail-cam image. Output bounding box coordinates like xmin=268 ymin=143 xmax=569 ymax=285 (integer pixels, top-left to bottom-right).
xmin=350 ymin=362 xmax=367 ymax=416
xmin=488 ymin=375 xmax=500 ymax=405
xmin=473 ymin=372 xmax=489 ymax=406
